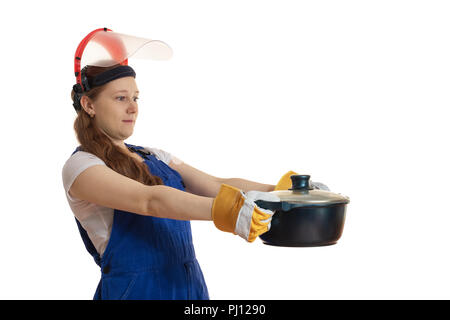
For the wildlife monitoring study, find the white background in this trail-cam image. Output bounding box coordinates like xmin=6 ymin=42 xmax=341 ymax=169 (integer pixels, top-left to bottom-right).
xmin=0 ymin=0 xmax=449 ymax=299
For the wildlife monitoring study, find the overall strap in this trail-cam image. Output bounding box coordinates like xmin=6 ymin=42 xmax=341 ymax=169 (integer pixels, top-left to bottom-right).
xmin=71 ymin=146 xmax=102 ymax=266
xmin=75 ymin=218 xmax=101 ymax=266
xmin=125 ymin=143 xmax=153 ymax=159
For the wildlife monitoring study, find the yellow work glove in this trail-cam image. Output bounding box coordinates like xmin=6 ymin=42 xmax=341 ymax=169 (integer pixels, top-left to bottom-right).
xmin=274 ymin=170 xmax=299 ymax=190
xmin=275 ymin=170 xmax=330 ymax=191
xmin=212 ymin=184 xmax=280 ymax=242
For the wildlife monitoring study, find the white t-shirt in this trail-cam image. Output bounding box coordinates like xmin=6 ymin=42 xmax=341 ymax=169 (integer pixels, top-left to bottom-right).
xmin=61 ymin=146 xmax=176 ymax=257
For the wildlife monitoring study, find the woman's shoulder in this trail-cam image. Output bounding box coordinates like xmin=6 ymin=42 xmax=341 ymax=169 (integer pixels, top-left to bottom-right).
xmin=62 ymin=147 xmax=106 ymax=191
xmin=65 ymin=148 xmax=106 ymax=166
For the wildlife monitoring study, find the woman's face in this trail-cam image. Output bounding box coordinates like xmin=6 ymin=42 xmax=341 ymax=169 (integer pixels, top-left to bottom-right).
xmin=86 ymin=77 xmax=139 ymax=146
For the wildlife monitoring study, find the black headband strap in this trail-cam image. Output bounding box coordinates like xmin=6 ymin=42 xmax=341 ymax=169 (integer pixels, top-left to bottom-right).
xmin=73 ymin=65 xmax=136 ymax=112
xmin=89 ymin=65 xmax=136 ymax=89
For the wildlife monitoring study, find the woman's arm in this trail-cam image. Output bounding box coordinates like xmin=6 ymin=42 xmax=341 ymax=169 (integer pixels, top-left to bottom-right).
xmin=69 ymin=164 xmax=214 ymax=221
xmin=219 ymin=177 xmax=275 ymax=193
xmin=169 ymin=160 xmax=275 ymax=196
xmin=148 ymin=185 xmax=213 ymax=221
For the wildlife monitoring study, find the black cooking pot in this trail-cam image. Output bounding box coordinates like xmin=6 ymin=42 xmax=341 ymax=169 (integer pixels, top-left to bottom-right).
xmin=257 ymin=175 xmax=350 ymax=247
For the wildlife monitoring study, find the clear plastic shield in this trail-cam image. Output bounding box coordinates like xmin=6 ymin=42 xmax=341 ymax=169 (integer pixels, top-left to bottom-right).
xmin=80 ymin=30 xmax=173 ymax=69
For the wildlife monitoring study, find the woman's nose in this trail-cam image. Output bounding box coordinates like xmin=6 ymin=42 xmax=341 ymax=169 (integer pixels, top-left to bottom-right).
xmin=127 ymin=101 xmax=138 ymax=113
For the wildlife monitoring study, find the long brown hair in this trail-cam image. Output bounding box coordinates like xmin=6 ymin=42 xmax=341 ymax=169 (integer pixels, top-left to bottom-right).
xmin=70 ymin=65 xmax=164 ymax=186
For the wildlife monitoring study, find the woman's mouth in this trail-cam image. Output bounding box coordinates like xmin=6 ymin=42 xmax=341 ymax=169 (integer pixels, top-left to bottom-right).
xmin=123 ymin=120 xmax=134 ymax=123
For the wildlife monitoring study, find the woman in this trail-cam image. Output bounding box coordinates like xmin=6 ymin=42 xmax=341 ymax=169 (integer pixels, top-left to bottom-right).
xmin=62 ymin=63 xmax=286 ymax=300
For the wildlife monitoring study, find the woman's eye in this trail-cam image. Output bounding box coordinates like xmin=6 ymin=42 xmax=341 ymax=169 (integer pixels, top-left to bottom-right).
xmin=115 ymin=96 xmax=139 ymax=102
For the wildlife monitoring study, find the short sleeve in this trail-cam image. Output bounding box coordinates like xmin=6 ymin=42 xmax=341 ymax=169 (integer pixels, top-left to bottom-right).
xmin=143 ymin=146 xmax=178 ymax=165
xmin=61 ymin=151 xmax=106 ymax=202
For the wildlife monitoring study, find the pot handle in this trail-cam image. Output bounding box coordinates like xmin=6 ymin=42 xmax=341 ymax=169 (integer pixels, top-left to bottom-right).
xmin=255 ymin=199 xmax=282 ymax=211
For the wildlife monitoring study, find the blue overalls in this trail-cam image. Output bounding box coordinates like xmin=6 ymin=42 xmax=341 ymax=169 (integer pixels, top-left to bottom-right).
xmin=71 ymin=143 xmax=209 ymax=300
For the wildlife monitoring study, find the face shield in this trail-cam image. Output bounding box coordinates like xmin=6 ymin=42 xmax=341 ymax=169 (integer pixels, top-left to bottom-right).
xmin=74 ymin=28 xmax=173 ymax=88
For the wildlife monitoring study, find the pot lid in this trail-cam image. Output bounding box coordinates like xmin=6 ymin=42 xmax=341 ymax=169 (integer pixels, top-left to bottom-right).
xmin=273 ymin=188 xmax=349 ymax=205
xmin=256 ymin=175 xmax=350 ymax=211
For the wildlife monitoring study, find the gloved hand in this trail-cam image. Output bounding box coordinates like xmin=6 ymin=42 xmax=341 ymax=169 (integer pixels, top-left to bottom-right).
xmin=212 ymin=184 xmax=280 ymax=242
xmin=274 ymin=170 xmax=298 ymax=191
xmin=275 ymin=171 xmax=330 ymax=191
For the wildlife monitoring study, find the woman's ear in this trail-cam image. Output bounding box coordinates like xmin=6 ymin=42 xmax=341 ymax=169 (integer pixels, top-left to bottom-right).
xmin=80 ymin=95 xmax=95 ymax=116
